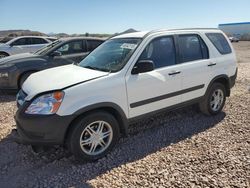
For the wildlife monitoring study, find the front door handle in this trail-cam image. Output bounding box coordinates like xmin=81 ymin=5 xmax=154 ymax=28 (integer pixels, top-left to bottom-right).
xmin=208 ymin=62 xmax=216 ymax=67
xmin=168 ymin=70 xmax=181 ymax=76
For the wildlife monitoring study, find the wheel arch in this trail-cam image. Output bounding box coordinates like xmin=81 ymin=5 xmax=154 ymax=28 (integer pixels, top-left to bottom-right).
xmin=64 ymin=102 xmax=129 ymax=145
xmin=0 ymin=51 xmax=10 ymax=56
xmin=207 ymin=75 xmax=230 ymax=96
xmin=18 ymin=70 xmax=38 ymax=89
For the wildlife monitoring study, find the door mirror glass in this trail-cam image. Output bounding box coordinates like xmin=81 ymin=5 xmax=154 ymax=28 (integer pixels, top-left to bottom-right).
xmin=132 ymin=60 xmax=154 ymax=74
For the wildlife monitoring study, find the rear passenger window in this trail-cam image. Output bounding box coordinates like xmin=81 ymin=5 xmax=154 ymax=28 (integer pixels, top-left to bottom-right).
xmin=32 ymin=38 xmax=48 ymax=44
xmin=138 ymin=36 xmax=176 ymax=68
xmin=87 ymin=40 xmax=103 ymax=51
xmin=206 ymin=33 xmax=232 ymax=54
xmin=178 ymin=35 xmax=208 ymax=63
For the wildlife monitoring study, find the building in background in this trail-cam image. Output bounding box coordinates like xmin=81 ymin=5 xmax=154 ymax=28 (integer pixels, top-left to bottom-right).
xmin=218 ymin=22 xmax=250 ymax=40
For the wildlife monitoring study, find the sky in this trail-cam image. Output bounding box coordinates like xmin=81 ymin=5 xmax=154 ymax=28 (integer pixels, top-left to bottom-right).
xmin=0 ymin=0 xmax=250 ymax=34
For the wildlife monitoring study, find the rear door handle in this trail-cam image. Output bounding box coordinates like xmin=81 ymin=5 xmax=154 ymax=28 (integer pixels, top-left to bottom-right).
xmin=208 ymin=62 xmax=216 ymax=67
xmin=168 ymin=70 xmax=181 ymax=76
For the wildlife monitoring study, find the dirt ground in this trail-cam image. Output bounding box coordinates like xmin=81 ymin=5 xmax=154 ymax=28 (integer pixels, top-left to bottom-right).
xmin=0 ymin=42 xmax=249 ymax=188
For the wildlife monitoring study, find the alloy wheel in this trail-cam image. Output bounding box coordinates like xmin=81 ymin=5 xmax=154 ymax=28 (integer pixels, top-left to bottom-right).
xmin=79 ymin=120 xmax=113 ymax=155
xmin=210 ymin=89 xmax=224 ymax=111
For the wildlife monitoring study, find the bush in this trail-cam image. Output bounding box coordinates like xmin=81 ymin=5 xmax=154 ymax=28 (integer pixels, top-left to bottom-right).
xmin=241 ymin=33 xmax=250 ymax=41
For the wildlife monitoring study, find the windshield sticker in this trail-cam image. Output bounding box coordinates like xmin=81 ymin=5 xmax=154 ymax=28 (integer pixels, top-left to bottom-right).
xmin=120 ymin=43 xmax=137 ymax=50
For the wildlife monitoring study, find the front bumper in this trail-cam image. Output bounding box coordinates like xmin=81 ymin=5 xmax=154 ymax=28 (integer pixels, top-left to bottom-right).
xmin=0 ymin=68 xmax=19 ymax=90
xmin=15 ymin=102 xmax=76 ymax=145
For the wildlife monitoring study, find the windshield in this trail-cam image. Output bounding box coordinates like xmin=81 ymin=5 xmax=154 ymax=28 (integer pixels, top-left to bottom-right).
xmin=34 ymin=40 xmax=61 ymax=55
xmin=78 ymin=38 xmax=141 ymax=72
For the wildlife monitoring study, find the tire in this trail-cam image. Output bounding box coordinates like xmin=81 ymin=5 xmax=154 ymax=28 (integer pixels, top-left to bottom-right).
xmin=199 ymin=82 xmax=226 ymax=116
xmin=67 ymin=111 xmax=120 ymax=162
xmin=0 ymin=52 xmax=9 ymax=59
xmin=19 ymin=72 xmax=35 ymax=88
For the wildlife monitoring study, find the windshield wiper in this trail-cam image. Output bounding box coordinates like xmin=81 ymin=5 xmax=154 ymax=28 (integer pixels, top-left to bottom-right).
xmin=83 ymin=66 xmax=110 ymax=72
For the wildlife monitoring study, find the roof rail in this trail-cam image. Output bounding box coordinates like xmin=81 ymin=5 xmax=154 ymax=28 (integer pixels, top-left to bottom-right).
xmin=142 ymin=28 xmax=219 ymax=39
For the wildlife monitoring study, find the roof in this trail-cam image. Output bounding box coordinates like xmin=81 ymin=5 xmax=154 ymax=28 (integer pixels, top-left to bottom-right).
xmin=113 ymin=28 xmax=219 ymax=39
xmin=5 ymin=35 xmax=57 ymax=44
xmin=219 ymin=22 xmax=250 ymax=26
xmin=11 ymin=36 xmax=53 ymax=39
xmin=113 ymin=31 xmax=149 ymax=39
xmin=58 ymin=37 xmax=105 ymax=41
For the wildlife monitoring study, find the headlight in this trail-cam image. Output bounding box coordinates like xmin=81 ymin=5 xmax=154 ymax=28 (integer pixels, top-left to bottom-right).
xmin=25 ymin=91 xmax=64 ymax=115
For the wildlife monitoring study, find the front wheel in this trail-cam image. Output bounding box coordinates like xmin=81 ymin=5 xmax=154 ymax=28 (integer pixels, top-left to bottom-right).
xmin=199 ymin=83 xmax=226 ymax=115
xmin=67 ymin=111 xmax=120 ymax=162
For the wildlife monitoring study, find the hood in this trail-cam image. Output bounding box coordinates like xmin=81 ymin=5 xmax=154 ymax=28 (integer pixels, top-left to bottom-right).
xmin=0 ymin=53 xmax=38 ymax=65
xmin=22 ymin=64 xmax=109 ymax=100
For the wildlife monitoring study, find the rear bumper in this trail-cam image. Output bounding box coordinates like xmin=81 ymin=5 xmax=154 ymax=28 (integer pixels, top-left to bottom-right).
xmin=15 ymin=103 xmax=76 ymax=146
xmin=229 ymin=68 xmax=237 ymax=88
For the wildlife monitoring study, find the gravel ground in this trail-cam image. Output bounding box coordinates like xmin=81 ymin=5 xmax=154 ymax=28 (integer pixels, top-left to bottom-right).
xmin=0 ymin=42 xmax=249 ymax=188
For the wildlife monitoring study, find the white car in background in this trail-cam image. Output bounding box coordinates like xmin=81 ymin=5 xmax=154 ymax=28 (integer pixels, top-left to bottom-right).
xmin=229 ymin=36 xmax=239 ymax=42
xmin=0 ymin=36 xmax=57 ymax=58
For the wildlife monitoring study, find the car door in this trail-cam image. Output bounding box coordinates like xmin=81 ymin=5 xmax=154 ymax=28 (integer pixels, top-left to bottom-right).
xmin=126 ymin=36 xmax=182 ymax=118
xmin=51 ymin=40 xmax=89 ymax=66
xmin=175 ymin=34 xmax=211 ymax=102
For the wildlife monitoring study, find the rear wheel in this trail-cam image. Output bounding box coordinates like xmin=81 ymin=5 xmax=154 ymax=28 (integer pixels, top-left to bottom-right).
xmin=0 ymin=52 xmax=9 ymax=59
xmin=67 ymin=111 xmax=120 ymax=162
xmin=199 ymin=83 xmax=226 ymax=115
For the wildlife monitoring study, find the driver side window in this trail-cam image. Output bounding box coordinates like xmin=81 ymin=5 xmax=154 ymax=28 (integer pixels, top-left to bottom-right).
xmin=55 ymin=40 xmax=85 ymax=55
xmin=138 ymin=36 xmax=176 ymax=69
xmin=57 ymin=44 xmax=69 ymax=54
xmin=11 ymin=38 xmax=31 ymax=46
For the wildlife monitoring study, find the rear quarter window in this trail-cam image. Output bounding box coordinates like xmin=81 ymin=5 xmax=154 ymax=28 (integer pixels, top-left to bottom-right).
xmin=206 ymin=33 xmax=232 ymax=55
xmin=32 ymin=38 xmax=48 ymax=44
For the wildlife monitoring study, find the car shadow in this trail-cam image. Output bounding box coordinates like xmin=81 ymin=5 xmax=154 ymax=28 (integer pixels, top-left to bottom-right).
xmin=0 ymin=105 xmax=226 ymax=187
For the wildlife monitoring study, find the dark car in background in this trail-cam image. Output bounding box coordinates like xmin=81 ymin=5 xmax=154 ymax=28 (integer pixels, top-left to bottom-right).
xmin=0 ymin=37 xmax=104 ymax=90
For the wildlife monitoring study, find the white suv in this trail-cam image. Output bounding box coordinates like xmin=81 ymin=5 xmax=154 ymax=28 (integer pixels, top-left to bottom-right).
xmin=0 ymin=36 xmax=56 ymax=58
xmin=15 ymin=28 xmax=237 ymax=161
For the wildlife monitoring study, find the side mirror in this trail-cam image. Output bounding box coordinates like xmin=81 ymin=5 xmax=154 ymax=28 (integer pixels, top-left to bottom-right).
xmin=50 ymin=51 xmax=62 ymax=57
xmin=131 ymin=60 xmax=154 ymax=74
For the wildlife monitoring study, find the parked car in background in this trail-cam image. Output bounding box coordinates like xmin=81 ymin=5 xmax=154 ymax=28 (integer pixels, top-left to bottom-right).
xmin=0 ymin=37 xmax=104 ymax=90
xmin=0 ymin=36 xmax=57 ymax=58
xmin=229 ymin=36 xmax=239 ymax=42
xmin=15 ymin=28 xmax=237 ymax=161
